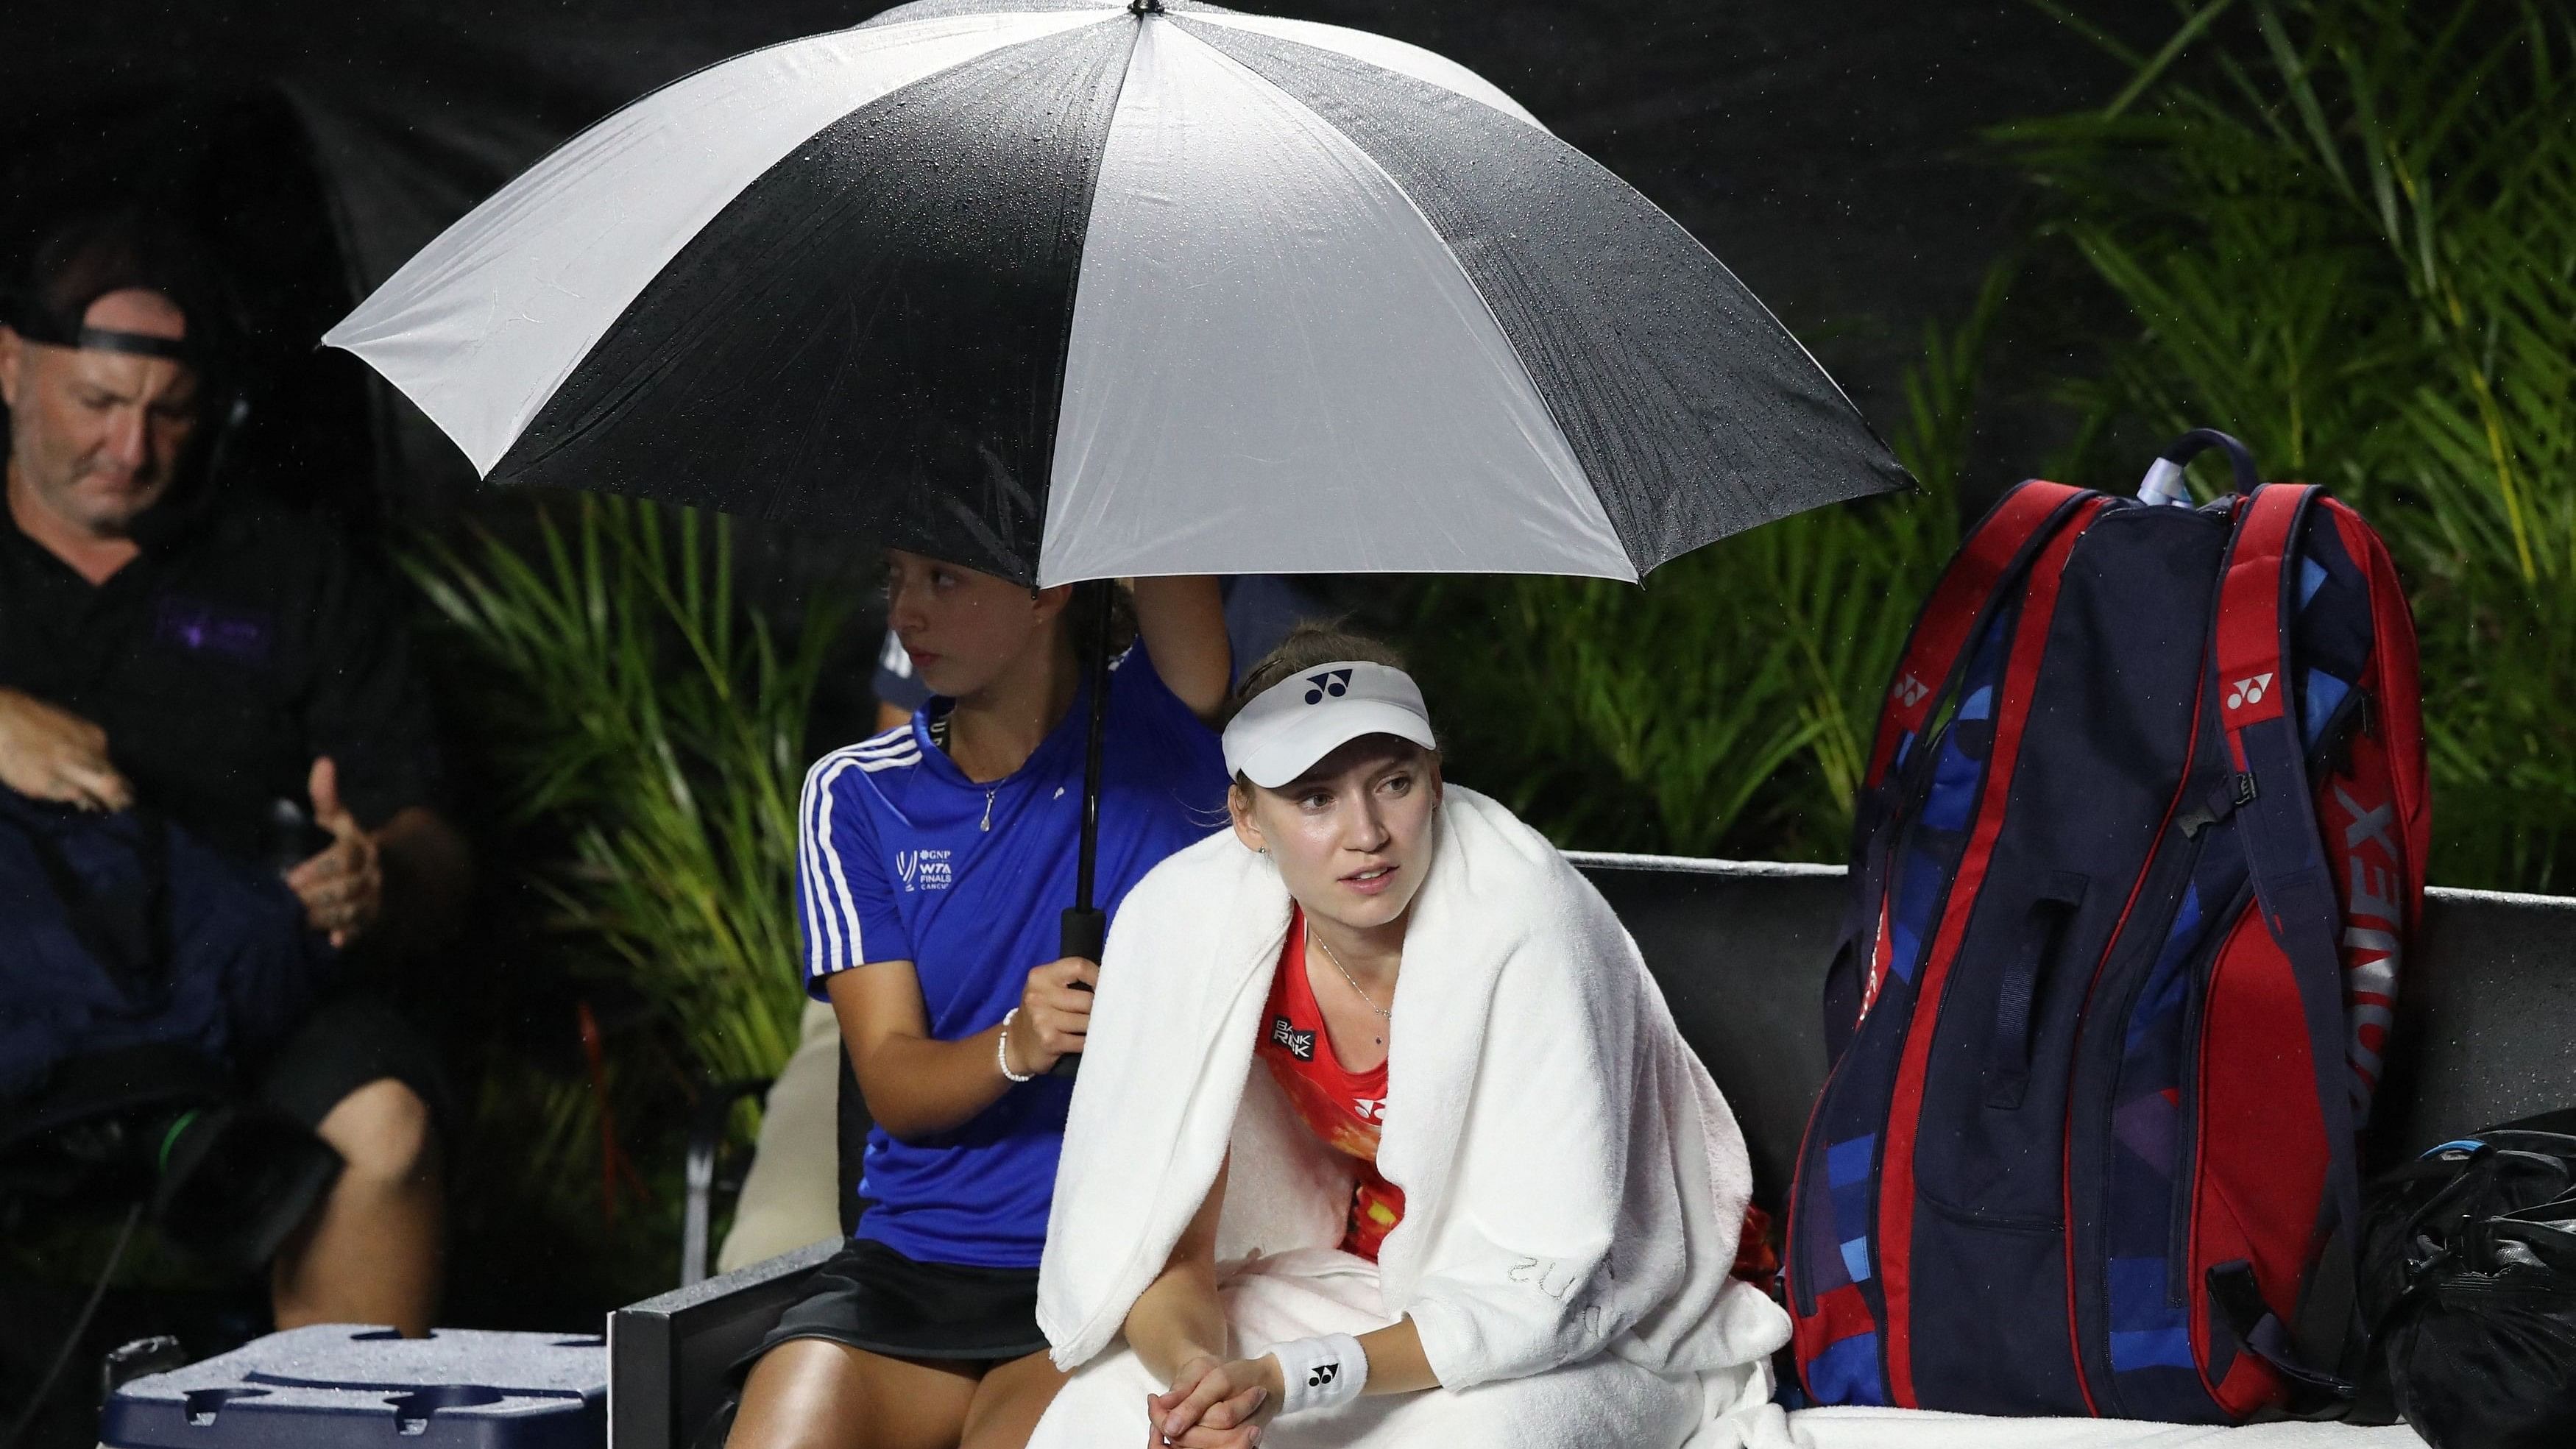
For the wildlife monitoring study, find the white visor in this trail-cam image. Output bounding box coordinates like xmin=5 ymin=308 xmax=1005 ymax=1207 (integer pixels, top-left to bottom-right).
xmin=1222 ymin=661 xmax=1439 ymax=789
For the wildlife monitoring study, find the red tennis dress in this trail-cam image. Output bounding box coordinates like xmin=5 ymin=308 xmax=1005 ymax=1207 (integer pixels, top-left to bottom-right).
xmin=1256 ymin=908 xmax=1406 ymax=1261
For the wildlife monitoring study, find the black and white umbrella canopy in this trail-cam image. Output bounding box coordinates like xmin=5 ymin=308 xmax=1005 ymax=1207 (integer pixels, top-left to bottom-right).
xmin=327 ymin=0 xmax=1909 ymax=586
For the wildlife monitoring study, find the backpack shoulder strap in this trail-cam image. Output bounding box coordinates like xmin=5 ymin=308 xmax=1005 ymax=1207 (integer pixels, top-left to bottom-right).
xmin=2207 ymin=483 xmax=2368 ymax=1386
xmin=1861 ymin=480 xmax=2097 ymax=790
xmin=1826 ymin=480 xmax=2098 ymax=1047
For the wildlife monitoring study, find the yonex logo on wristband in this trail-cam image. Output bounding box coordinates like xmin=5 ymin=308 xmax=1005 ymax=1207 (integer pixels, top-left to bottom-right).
xmin=1273 ymin=1332 xmax=1367 ymax=1416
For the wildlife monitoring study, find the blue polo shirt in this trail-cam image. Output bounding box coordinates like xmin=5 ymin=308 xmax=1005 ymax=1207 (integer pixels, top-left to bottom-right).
xmin=795 ymin=642 xmax=1229 ymax=1266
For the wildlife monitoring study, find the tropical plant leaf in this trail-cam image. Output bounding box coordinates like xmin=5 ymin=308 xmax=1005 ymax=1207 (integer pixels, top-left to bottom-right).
xmin=2003 ymin=0 xmax=2576 ymax=889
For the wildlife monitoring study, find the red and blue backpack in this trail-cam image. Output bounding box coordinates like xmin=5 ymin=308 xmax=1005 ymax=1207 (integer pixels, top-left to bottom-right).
xmin=1783 ymin=431 xmax=2430 ymax=1421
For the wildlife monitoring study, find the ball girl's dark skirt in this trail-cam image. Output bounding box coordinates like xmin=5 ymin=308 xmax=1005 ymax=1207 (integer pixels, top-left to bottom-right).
xmin=735 ymin=1237 xmax=1049 ymax=1373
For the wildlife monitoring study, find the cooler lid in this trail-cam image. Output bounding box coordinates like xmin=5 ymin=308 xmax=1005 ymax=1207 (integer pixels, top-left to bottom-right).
xmin=102 ymin=1325 xmax=606 ymax=1449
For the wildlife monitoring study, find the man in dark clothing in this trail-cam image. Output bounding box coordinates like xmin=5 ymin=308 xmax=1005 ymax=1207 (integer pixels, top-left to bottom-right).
xmin=0 ymin=213 xmax=467 ymax=1335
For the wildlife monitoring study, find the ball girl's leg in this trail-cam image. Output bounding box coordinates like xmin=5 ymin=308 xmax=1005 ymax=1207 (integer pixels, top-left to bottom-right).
xmin=727 ymin=1339 xmax=980 ymax=1449
xmin=957 ymin=1349 xmax=1069 ymax=1449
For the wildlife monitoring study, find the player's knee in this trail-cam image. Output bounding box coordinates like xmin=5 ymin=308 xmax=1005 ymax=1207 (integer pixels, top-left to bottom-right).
xmin=726 ymin=1340 xmax=888 ymax=1449
xmin=315 ymin=1077 xmax=437 ymax=1186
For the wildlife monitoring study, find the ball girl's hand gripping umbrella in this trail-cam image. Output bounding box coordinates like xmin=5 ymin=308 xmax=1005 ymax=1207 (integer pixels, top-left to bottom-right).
xmin=326 ymin=0 xmax=1911 ymax=1073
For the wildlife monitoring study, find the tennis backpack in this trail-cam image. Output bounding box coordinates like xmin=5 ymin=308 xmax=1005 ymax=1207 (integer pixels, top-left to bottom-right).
xmin=1783 ymin=430 xmax=2430 ymax=1422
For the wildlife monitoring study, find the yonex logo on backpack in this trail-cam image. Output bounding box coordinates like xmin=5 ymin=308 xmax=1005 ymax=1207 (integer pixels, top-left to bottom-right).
xmin=1786 ymin=432 xmax=2428 ymax=1425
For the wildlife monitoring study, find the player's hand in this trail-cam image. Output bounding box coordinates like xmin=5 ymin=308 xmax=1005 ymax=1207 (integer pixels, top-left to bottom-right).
xmin=285 ymin=757 xmax=383 ymax=949
xmin=1147 ymin=1351 xmax=1277 ymax=1447
xmin=1006 ymin=956 xmax=1099 ymax=1074
xmin=0 ymin=688 xmax=132 ymax=811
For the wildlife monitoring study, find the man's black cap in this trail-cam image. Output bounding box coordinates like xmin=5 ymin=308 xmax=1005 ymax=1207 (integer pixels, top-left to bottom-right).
xmin=7 ymin=209 xmax=229 ymax=371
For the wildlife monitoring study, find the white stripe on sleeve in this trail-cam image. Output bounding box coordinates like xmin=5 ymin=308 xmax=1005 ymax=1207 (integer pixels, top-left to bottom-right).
xmin=796 ymin=754 xmax=843 ymax=976
xmin=813 ymin=758 xmax=868 ymax=973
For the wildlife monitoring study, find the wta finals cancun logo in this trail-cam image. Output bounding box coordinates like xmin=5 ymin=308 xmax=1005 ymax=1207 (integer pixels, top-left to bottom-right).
xmin=896 ymin=849 xmax=953 ymax=892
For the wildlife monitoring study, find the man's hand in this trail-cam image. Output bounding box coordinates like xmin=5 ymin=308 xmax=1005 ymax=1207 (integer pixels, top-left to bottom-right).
xmin=1005 ymin=956 xmax=1100 ymax=1076
xmin=286 ymin=757 xmax=382 ymax=949
xmin=0 ymin=688 xmax=132 ymax=810
xmin=1147 ymin=1352 xmax=1278 ymax=1448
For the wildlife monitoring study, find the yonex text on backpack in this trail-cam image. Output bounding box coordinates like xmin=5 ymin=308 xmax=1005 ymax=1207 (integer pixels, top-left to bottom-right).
xmin=1783 ymin=431 xmax=2430 ymax=1422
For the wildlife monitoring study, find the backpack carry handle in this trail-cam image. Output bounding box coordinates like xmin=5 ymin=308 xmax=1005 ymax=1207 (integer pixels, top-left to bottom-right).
xmin=2139 ymin=429 xmax=2265 ymax=506
xmin=1984 ymin=872 xmax=2087 ymax=1110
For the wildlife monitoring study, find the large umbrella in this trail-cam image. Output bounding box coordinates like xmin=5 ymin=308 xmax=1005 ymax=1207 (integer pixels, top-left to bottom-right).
xmin=325 ymin=0 xmax=1909 ymax=1044
xmin=326 ymin=0 xmax=1905 ymax=583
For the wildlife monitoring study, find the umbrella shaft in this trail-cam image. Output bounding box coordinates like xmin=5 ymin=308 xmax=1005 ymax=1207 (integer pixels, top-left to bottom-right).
xmin=1075 ymin=581 xmax=1114 ymax=912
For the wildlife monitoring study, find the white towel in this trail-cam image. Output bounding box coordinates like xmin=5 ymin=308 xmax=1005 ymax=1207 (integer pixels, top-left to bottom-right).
xmin=1033 ymin=785 xmax=1789 ymax=1445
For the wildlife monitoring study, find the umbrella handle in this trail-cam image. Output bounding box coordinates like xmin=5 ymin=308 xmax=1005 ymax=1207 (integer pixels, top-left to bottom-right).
xmin=1048 ymin=907 xmax=1106 ymax=1079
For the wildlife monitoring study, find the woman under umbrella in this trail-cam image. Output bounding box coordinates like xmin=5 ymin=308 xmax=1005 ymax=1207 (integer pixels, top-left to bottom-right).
xmin=1030 ymin=625 xmax=1787 ymax=1447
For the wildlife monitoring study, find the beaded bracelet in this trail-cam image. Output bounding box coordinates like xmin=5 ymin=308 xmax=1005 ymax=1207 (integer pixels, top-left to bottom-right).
xmin=997 ymin=1007 xmax=1036 ymax=1083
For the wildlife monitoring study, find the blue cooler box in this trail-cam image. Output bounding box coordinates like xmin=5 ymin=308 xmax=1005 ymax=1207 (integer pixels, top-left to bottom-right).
xmin=101 ymin=1325 xmax=607 ymax=1449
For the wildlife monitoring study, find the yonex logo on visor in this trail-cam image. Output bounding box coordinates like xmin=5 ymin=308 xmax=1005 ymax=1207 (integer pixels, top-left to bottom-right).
xmin=1222 ymin=661 xmax=1437 ymax=790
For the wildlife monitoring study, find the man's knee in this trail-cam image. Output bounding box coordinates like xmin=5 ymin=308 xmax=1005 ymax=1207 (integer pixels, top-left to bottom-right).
xmin=313 ymin=1077 xmax=438 ymax=1186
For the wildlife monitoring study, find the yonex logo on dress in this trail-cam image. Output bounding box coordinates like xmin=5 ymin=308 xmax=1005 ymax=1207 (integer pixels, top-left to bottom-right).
xmin=1303 ymin=669 xmax=1354 ymax=705
xmin=2226 ymin=673 xmax=2276 ymax=710
xmin=1894 ymin=673 xmax=1929 ymax=708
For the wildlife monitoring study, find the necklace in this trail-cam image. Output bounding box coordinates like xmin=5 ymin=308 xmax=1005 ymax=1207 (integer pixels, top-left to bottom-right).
xmin=928 ymin=714 xmax=999 ymax=831
xmin=1307 ymin=921 xmax=1393 ymax=1020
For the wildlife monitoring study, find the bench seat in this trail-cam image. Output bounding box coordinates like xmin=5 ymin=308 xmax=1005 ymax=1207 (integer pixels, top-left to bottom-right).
xmin=610 ymin=854 xmax=2576 ymax=1448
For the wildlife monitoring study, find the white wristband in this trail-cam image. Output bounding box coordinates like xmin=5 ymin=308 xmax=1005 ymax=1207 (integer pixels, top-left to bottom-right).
xmin=996 ymin=1009 xmax=1035 ymax=1083
xmin=1270 ymin=1333 xmax=1367 ymax=1416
